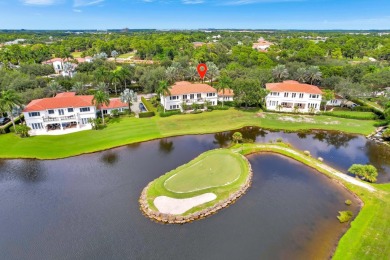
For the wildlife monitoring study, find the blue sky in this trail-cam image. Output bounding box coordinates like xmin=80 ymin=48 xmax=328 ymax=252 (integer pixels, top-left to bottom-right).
xmin=0 ymin=0 xmax=389 ymax=30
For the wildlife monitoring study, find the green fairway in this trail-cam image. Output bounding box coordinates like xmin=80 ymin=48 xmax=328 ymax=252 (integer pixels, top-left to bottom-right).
xmin=0 ymin=108 xmax=379 ymax=159
xmin=164 ymin=151 xmax=243 ymax=193
xmin=145 ymin=149 xmax=250 ymax=215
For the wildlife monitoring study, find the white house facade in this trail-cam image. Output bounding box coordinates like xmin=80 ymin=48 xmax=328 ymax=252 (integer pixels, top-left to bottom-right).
xmin=218 ymin=89 xmax=234 ymax=102
xmin=265 ymin=80 xmax=323 ymax=113
xmin=42 ymin=57 xmax=93 ymax=77
xmin=326 ymin=94 xmax=345 ymax=107
xmin=161 ymin=81 xmax=218 ymax=111
xmin=23 ymin=92 xmax=127 ymax=135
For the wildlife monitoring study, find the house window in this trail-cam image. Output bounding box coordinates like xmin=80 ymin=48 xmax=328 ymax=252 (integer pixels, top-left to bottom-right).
xmin=28 ymin=112 xmax=40 ymax=117
xmin=281 ymin=102 xmax=288 ymax=107
xmin=68 ymin=108 xmax=74 ymax=113
xmin=299 ymin=93 xmax=304 ymax=98
xmin=80 ymin=107 xmax=90 ymax=112
xmin=183 ymin=95 xmax=187 ymax=100
xmin=103 ymin=110 xmax=108 ymax=115
xmin=310 ymin=94 xmax=319 ymax=99
xmin=207 ymin=93 xmax=215 ymax=97
xmin=292 ymin=93 xmax=296 ymax=98
xmin=31 ymin=123 xmax=43 ymax=130
xmin=81 ymin=118 xmax=92 ymax=124
xmin=190 ymin=94 xmax=194 ymax=99
xmin=197 ymin=93 xmax=201 ymax=99
xmin=48 ymin=110 xmax=54 ymax=115
xmin=58 ymin=109 xmax=64 ymax=115
xmin=169 ymin=96 xmax=178 ymax=100
xmin=284 ymin=92 xmax=289 ymax=98
xmin=170 ymin=105 xmax=179 ymax=110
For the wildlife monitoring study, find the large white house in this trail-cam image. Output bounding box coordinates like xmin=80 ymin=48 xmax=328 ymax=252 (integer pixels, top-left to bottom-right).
xmin=23 ymin=92 xmax=127 ymax=135
xmin=265 ymin=80 xmax=323 ymax=113
xmin=161 ymin=81 xmax=218 ymax=111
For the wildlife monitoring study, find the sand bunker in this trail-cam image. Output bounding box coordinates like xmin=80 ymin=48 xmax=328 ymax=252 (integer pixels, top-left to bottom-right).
xmin=154 ymin=193 xmax=217 ymax=215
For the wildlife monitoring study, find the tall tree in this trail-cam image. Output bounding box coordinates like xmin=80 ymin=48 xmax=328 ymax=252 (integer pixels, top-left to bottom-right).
xmin=206 ymin=61 xmax=220 ymax=86
xmin=322 ymin=89 xmax=335 ymax=112
xmin=306 ymin=66 xmax=322 ymax=85
xmin=272 ymin=64 xmax=289 ymax=82
xmin=72 ymin=82 xmax=87 ymax=95
xmin=110 ymin=70 xmax=122 ymax=95
xmin=217 ymin=75 xmax=232 ymax=107
xmin=294 ymin=67 xmax=307 ymax=83
xmin=47 ymin=81 xmax=62 ymax=97
xmin=92 ymin=90 xmax=110 ymax=125
xmin=156 ymin=80 xmax=171 ymax=112
xmin=120 ymin=88 xmax=137 ymax=113
xmin=0 ymin=90 xmax=23 ymax=132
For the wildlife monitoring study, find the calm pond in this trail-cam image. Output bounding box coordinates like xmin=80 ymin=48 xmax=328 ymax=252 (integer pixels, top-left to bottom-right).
xmin=0 ymin=129 xmax=388 ymax=259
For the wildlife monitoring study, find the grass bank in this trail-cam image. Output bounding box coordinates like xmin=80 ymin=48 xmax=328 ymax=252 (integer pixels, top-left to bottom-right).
xmin=239 ymin=143 xmax=390 ymax=260
xmin=0 ymin=109 xmax=379 ymax=159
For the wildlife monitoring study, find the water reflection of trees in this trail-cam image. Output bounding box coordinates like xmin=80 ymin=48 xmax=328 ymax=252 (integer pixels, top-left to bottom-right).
xmin=159 ymin=139 xmax=174 ymax=154
xmin=366 ymin=141 xmax=390 ymax=174
xmin=100 ymin=152 xmax=119 ymax=165
xmin=0 ymin=160 xmax=46 ymax=182
xmin=312 ymin=131 xmax=357 ymax=149
xmin=214 ymin=127 xmax=268 ymax=147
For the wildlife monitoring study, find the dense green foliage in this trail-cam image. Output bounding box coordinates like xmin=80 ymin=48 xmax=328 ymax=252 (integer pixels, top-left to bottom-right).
xmin=348 ymin=164 xmax=378 ymax=183
xmin=139 ymin=111 xmax=155 ymax=118
xmin=337 ymin=211 xmax=354 ymax=223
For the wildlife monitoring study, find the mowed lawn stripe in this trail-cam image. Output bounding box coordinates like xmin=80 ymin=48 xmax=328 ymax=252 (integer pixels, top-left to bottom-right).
xmin=164 ymin=153 xmax=242 ymax=193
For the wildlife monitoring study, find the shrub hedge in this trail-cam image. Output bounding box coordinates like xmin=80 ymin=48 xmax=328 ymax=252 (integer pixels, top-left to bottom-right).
xmin=159 ymin=110 xmax=181 ymax=117
xmin=141 ymin=97 xmax=157 ymax=113
xmin=322 ymin=111 xmax=377 ymax=120
xmin=139 ymin=111 xmax=155 ymax=118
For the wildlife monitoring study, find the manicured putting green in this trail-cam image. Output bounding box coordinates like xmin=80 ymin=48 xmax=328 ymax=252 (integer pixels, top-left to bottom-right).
xmin=164 ymin=150 xmax=244 ymax=193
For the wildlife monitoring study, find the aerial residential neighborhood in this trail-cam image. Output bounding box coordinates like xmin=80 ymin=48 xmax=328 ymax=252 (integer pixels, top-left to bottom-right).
xmin=0 ymin=0 xmax=390 ymax=260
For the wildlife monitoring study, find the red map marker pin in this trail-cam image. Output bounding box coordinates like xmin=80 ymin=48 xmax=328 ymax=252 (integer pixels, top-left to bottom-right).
xmin=197 ymin=63 xmax=208 ymax=80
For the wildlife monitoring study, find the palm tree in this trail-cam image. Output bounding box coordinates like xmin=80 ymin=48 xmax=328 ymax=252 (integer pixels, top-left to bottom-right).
xmin=72 ymin=82 xmax=87 ymax=95
xmin=232 ymin=132 xmax=243 ymax=144
xmin=96 ymin=82 xmax=108 ymax=92
xmin=186 ymin=66 xmax=198 ymax=81
xmin=111 ymin=50 xmax=119 ymax=61
xmin=217 ymin=75 xmax=232 ymax=107
xmin=294 ymin=68 xmax=307 ymax=83
xmin=120 ymin=88 xmax=137 ymax=113
xmin=47 ymin=81 xmax=62 ymax=97
xmin=118 ymin=66 xmax=133 ymax=90
xmin=92 ymin=90 xmax=110 ymax=126
xmin=156 ymin=80 xmax=171 ymax=113
xmin=206 ymin=62 xmax=220 ymax=86
xmin=94 ymin=67 xmax=109 ymax=84
xmin=272 ymin=64 xmax=289 ymax=82
xmin=0 ymin=90 xmax=23 ymax=132
xmin=110 ymin=70 xmax=122 ymax=95
xmin=306 ymin=66 xmax=322 ymax=85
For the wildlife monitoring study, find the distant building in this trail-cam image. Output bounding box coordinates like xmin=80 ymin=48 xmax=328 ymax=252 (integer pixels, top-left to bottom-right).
xmin=42 ymin=57 xmax=93 ymax=77
xmin=218 ymin=89 xmax=234 ymax=102
xmin=252 ymin=37 xmax=274 ymax=51
xmin=326 ymin=94 xmax=345 ymax=107
xmin=193 ymin=42 xmax=205 ymax=48
xmin=265 ymin=80 xmax=322 ymax=113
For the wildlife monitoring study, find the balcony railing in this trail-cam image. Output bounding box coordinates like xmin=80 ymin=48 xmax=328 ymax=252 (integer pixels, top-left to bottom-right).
xmin=185 ymin=98 xmax=204 ymax=104
xmin=43 ymin=115 xmax=76 ymax=122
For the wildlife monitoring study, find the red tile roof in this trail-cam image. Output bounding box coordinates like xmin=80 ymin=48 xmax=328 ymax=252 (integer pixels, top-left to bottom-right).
xmin=218 ymin=88 xmax=234 ymax=97
xmin=266 ymin=80 xmax=323 ymax=95
xmin=169 ymin=81 xmax=217 ymax=96
xmin=101 ymin=98 xmax=128 ymax=109
xmin=23 ymin=93 xmax=94 ymax=112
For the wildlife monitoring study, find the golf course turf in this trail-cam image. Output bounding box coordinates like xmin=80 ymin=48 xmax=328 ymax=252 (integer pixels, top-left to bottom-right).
xmin=0 ymin=109 xmax=379 ymax=159
xmin=140 ymin=149 xmax=251 ymax=218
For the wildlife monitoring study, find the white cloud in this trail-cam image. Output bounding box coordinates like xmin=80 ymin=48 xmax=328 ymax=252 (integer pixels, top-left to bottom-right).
xmin=21 ymin=0 xmax=61 ymax=5
xmin=73 ymin=0 xmax=104 ymax=7
xmin=73 ymin=8 xmax=82 ymax=12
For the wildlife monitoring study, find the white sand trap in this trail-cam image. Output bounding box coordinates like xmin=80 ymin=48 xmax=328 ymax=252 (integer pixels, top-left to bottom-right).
xmin=154 ymin=193 xmax=217 ymax=215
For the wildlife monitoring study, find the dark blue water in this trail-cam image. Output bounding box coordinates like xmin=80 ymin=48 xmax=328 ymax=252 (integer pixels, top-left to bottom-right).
xmin=0 ymin=129 xmax=384 ymax=259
